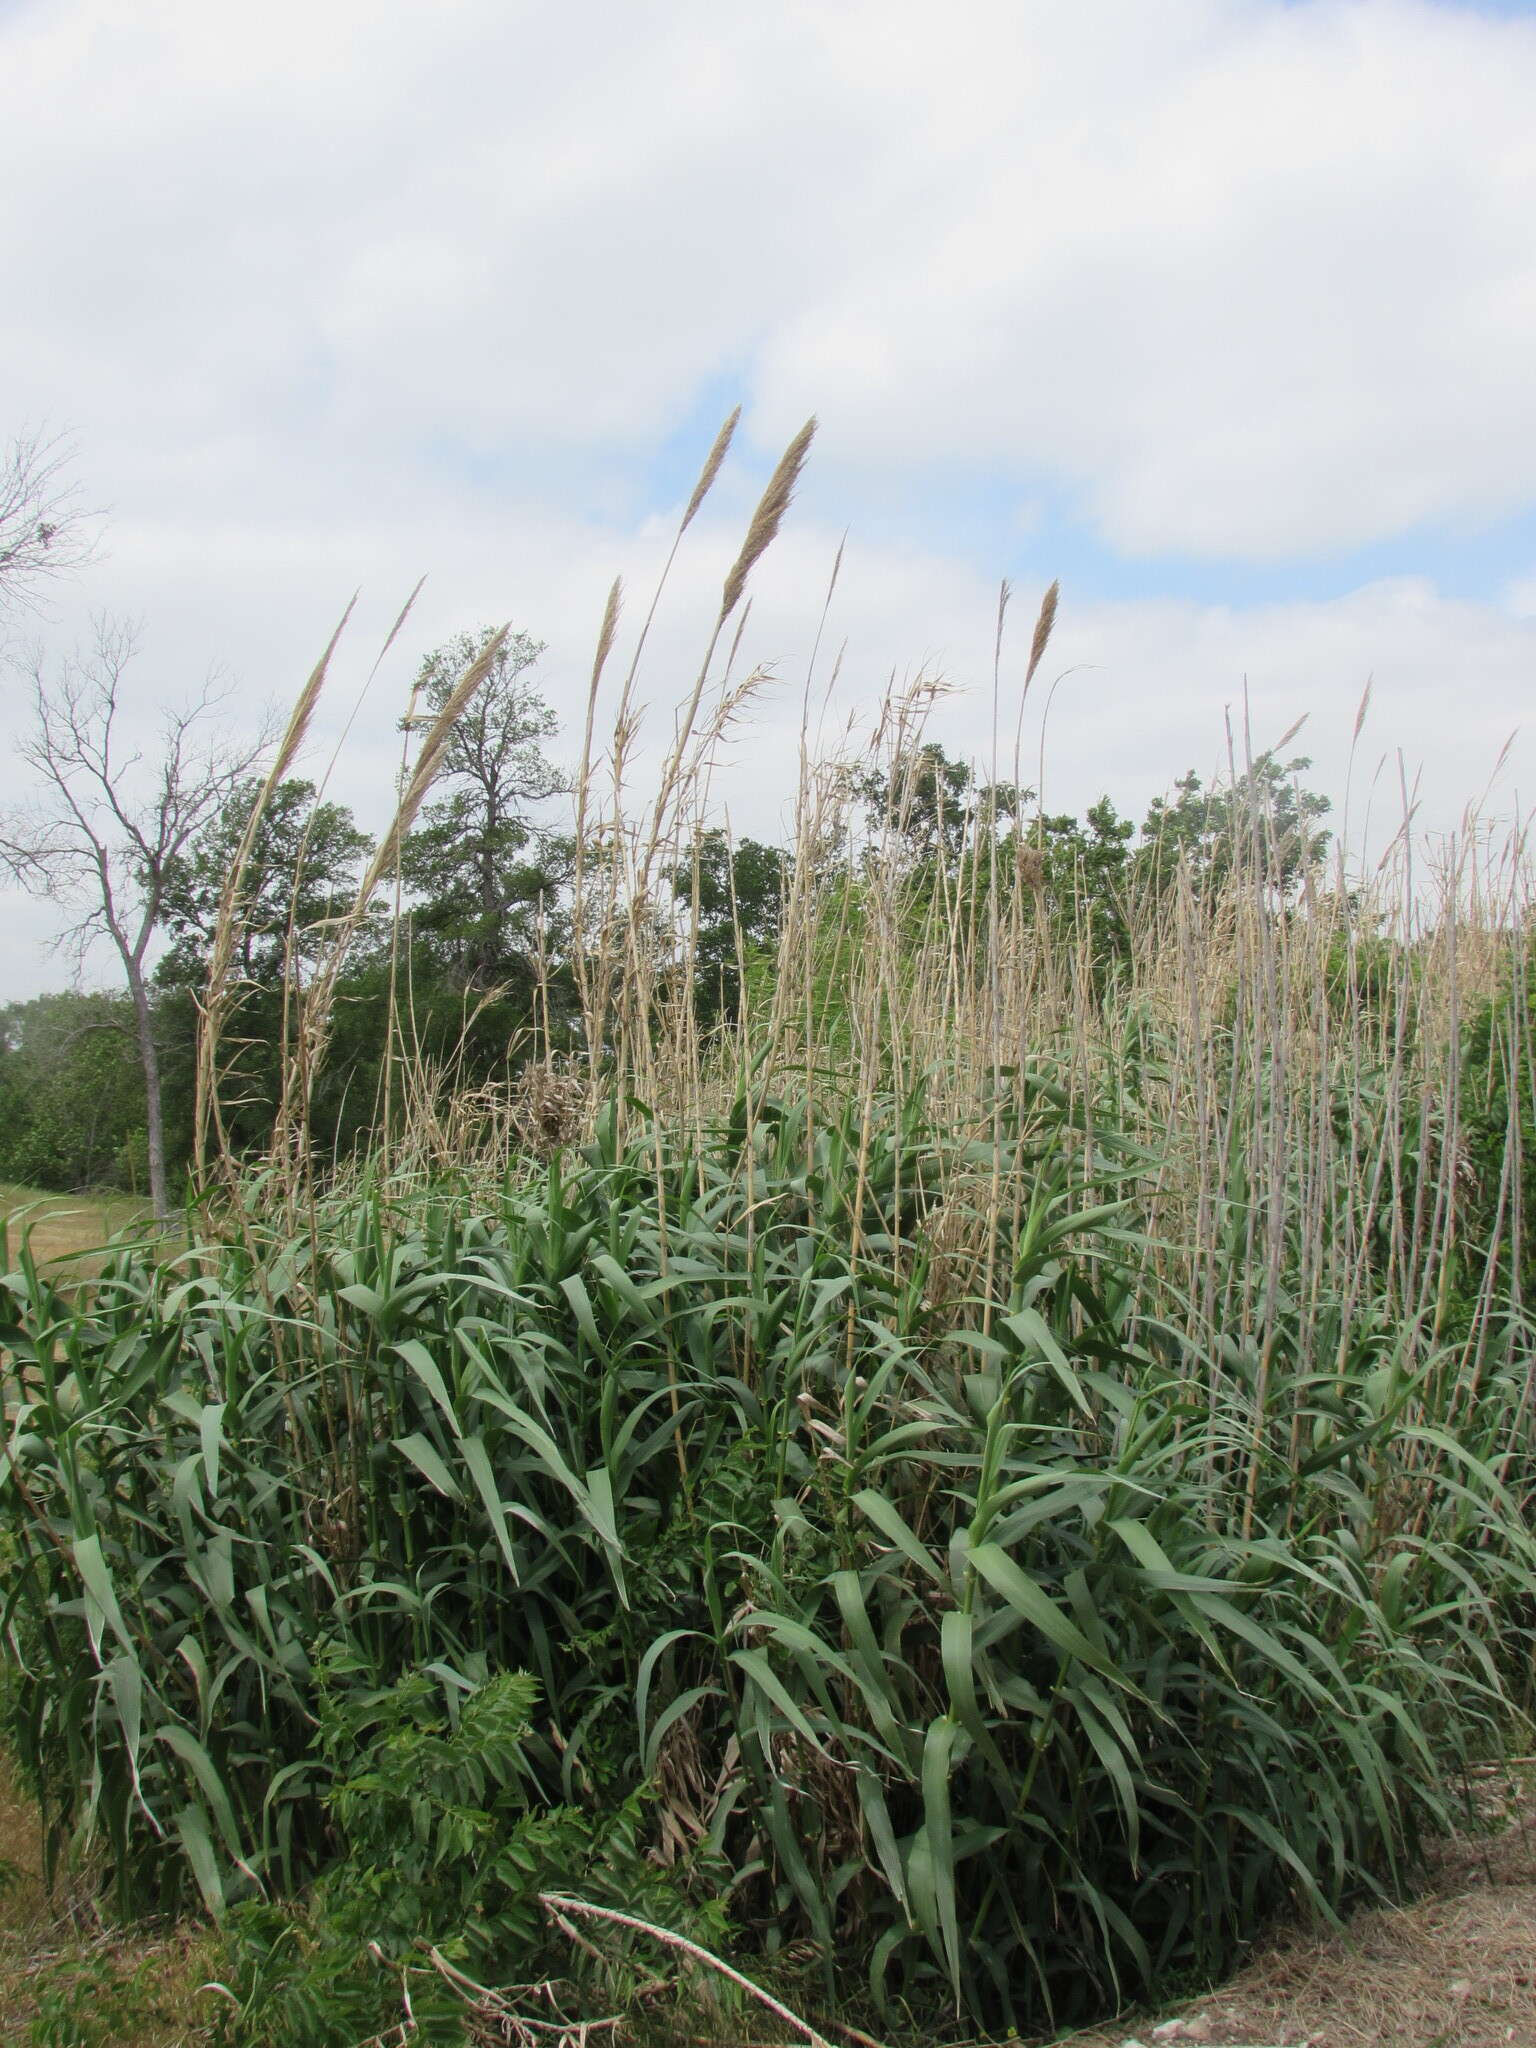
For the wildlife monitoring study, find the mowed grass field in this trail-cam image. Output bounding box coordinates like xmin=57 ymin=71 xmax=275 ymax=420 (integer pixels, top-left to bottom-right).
xmin=0 ymin=1184 xmax=156 ymax=1266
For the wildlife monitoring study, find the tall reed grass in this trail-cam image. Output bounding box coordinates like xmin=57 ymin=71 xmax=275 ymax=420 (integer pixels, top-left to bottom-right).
xmin=2 ymin=418 xmax=1533 ymax=2039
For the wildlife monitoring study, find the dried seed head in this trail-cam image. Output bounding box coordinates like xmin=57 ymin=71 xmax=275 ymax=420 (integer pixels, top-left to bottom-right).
xmin=1353 ymin=679 xmax=1373 ymax=744
xmin=1024 ymin=579 xmax=1060 ymax=690
xmin=720 ymin=417 xmax=817 ymax=623
xmin=589 ymin=577 xmax=622 ymax=696
xmin=681 ymin=406 xmax=741 ymax=534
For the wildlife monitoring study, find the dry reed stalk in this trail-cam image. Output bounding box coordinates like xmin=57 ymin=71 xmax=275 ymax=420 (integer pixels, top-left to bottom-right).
xmin=194 ymin=599 xmax=354 ymax=1182
xmin=572 ymin=407 xmax=740 ymax=1066
xmin=539 ymin=1893 xmax=844 ymax=2048
xmin=220 ymin=413 xmax=1536 ymax=1529
xmin=270 ymin=626 xmax=512 ymax=1175
xmin=570 ymin=575 xmax=624 ymax=1040
xmin=642 ymin=420 xmax=817 ymax=895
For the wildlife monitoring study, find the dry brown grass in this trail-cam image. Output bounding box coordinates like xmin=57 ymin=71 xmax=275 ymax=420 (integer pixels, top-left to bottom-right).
xmin=0 ymin=1750 xmax=51 ymax=1928
xmin=1067 ymin=1775 xmax=1536 ymax=2048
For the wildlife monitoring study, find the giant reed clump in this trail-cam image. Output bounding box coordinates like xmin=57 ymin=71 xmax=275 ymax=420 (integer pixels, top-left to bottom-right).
xmin=3 ymin=417 xmax=1535 ymax=2041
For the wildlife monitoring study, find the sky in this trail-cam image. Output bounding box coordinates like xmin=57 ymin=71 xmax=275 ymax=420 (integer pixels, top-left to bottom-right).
xmin=2 ymin=0 xmax=1535 ymax=999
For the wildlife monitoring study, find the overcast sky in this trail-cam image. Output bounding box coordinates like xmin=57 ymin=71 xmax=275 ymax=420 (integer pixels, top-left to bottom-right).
xmin=3 ymin=0 xmax=1535 ymax=999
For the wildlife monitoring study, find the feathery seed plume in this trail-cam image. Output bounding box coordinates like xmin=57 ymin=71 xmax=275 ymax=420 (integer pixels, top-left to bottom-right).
xmin=1023 ymin=579 xmax=1059 ymax=691
xmin=357 ymin=625 xmax=510 ymax=907
xmin=720 ymin=417 xmax=817 ymax=623
xmin=1353 ymin=679 xmax=1373 ymax=745
xmin=681 ymin=407 xmax=741 ymax=534
xmin=589 ymin=577 xmax=623 ymax=698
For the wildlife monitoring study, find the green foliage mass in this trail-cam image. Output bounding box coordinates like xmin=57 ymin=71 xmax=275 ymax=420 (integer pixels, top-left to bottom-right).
xmin=3 ymin=1072 xmax=1530 ymax=2038
xmin=0 ymin=992 xmax=150 ymax=1192
xmin=158 ymin=777 xmax=374 ymax=991
xmin=672 ymin=828 xmax=789 ymax=1025
xmin=26 ymin=1950 xmax=185 ymax=2048
xmin=1137 ymin=751 xmax=1331 ymax=897
xmin=221 ymin=1664 xmax=718 ymax=2047
xmin=397 ymin=626 xmax=567 ymax=996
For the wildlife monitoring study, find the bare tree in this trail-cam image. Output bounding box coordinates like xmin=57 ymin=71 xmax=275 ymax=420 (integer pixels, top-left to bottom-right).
xmin=0 ymin=621 xmax=272 ymax=1219
xmin=0 ymin=428 xmax=96 ymax=622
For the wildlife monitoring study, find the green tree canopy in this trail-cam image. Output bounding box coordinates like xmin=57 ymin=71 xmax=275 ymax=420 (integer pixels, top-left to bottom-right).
xmin=399 ymin=628 xmax=568 ymax=998
xmin=0 ymin=990 xmax=148 ymax=1191
xmin=1137 ymin=751 xmax=1331 ymax=897
xmin=856 ymin=741 xmax=1029 ymax=876
xmin=157 ymin=776 xmax=373 ymax=990
xmin=672 ymin=829 xmax=790 ymax=1025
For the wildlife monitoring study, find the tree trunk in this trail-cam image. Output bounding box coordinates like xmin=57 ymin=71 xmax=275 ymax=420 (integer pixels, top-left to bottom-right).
xmin=477 ymin=810 xmax=501 ymax=987
xmin=126 ymin=960 xmax=170 ymax=1224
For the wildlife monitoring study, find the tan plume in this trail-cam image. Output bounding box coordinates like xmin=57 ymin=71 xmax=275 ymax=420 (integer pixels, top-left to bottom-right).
xmin=681 ymin=407 xmax=741 ymax=533
xmin=1023 ymin=580 xmax=1059 ymax=691
xmin=720 ymin=417 xmax=816 ymax=623
xmin=1353 ymin=680 xmax=1373 ymax=745
xmin=357 ymin=626 xmax=510 ymax=911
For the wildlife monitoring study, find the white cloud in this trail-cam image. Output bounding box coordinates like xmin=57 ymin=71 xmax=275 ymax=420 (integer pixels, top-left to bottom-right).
xmin=756 ymin=1 xmax=1536 ymax=557
xmin=3 ymin=0 xmax=1536 ymax=995
xmin=5 ymin=0 xmax=1536 ymax=555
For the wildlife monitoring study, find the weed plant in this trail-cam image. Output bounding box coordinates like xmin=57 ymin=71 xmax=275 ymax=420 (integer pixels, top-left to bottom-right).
xmin=2 ymin=417 xmax=1534 ymax=2041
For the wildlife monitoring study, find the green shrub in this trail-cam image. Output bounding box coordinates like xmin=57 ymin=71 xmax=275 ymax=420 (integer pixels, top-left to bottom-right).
xmin=218 ymin=1662 xmax=722 ymax=2048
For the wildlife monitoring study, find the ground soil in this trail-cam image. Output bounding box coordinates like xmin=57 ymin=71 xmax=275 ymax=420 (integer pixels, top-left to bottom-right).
xmin=0 ymin=1754 xmax=217 ymax=2046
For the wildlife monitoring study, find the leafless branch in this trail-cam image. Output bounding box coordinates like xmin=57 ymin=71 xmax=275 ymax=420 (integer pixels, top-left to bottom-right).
xmin=0 ymin=618 xmax=274 ymax=1216
xmin=0 ymin=426 xmax=98 ymax=622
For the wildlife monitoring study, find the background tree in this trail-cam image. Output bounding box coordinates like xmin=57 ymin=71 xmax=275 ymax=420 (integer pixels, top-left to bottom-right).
xmin=0 ymin=622 xmax=270 ymax=1219
xmin=0 ymin=427 xmax=95 ymax=622
xmin=399 ymin=627 xmax=567 ymax=994
xmin=672 ymin=830 xmax=790 ymax=1026
xmin=159 ymin=776 xmax=372 ymax=987
xmin=155 ymin=777 xmax=373 ymax=1158
xmin=1137 ymin=751 xmax=1331 ymax=899
xmin=857 ymin=741 xmax=986 ymax=874
xmin=0 ymin=990 xmax=147 ymax=1191
xmin=1022 ymin=796 xmax=1137 ymax=977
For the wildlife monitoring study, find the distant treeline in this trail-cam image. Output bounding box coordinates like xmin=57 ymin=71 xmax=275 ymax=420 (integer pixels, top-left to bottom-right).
xmin=0 ymin=694 xmax=1343 ymax=1199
